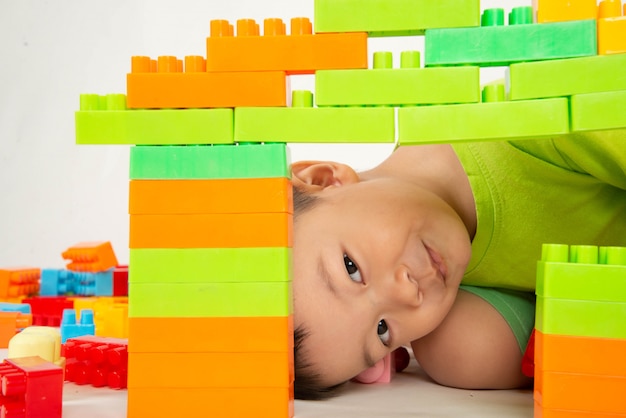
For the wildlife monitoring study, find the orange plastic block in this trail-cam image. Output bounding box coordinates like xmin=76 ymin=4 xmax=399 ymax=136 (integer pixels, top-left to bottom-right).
xmin=61 ymin=241 xmax=118 ymax=272
xmin=126 ymin=55 xmax=289 ymax=109
xmin=128 ymin=351 xmax=293 ymax=388
xmin=129 ymin=178 xmax=292 ymax=215
xmin=128 ymin=385 xmax=294 ymax=418
xmin=535 ymin=330 xmax=626 ymax=376
xmin=535 ymin=400 xmax=626 ymax=418
xmin=128 ymin=316 xmax=293 ymax=353
xmin=129 ymin=213 xmax=292 ymax=248
xmin=0 ymin=312 xmax=32 ymax=348
xmin=598 ymin=1 xmax=626 ymax=55
xmin=0 ymin=268 xmax=40 ymax=298
xmin=533 ymin=0 xmax=597 ymax=23
xmin=206 ymin=18 xmax=367 ymax=74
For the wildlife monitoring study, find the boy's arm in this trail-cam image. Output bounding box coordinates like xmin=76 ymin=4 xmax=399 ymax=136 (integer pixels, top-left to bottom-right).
xmin=411 ymin=289 xmax=532 ymax=389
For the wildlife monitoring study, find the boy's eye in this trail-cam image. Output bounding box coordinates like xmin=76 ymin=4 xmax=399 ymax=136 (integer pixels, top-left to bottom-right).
xmin=378 ymin=320 xmax=391 ymax=345
xmin=343 ymin=254 xmax=362 ymax=283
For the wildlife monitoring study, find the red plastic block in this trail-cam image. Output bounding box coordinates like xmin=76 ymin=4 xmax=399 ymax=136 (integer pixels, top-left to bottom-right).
xmin=62 ymin=241 xmax=119 ymax=272
xmin=0 ymin=356 xmax=63 ymax=418
xmin=63 ymin=335 xmax=128 ymax=389
xmin=206 ymin=18 xmax=367 ymax=74
xmin=22 ymin=296 xmax=74 ymax=327
xmin=127 ymin=55 xmax=289 ymax=109
xmin=598 ymin=1 xmax=626 ymax=55
xmin=0 ymin=312 xmax=32 ymax=348
xmin=0 ymin=268 xmax=40 ymax=299
xmin=112 ymin=266 xmax=128 ymax=297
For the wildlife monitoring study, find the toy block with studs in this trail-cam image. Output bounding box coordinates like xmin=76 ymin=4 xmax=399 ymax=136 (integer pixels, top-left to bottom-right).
xmin=0 ymin=267 xmax=40 ymax=299
xmin=570 ymin=89 xmax=626 ymax=133
xmin=532 ymin=0 xmax=598 ymax=23
xmin=424 ymin=7 xmax=597 ymax=67
xmin=76 ymin=93 xmax=234 ymax=145
xmin=205 ymin=18 xmax=367 ymax=74
xmin=0 ymin=311 xmax=32 ymax=348
xmin=234 ymin=91 xmax=395 ymax=143
xmin=313 ymin=0 xmax=480 ymax=36
xmin=7 ymin=326 xmax=65 ymax=367
xmin=73 ymin=297 xmax=129 ymax=339
xmin=507 ymin=53 xmax=626 ymax=100
xmin=598 ymin=0 xmax=626 ymax=55
xmin=0 ymin=356 xmax=63 ymax=418
xmin=112 ymin=265 xmax=128 ymax=297
xmin=315 ymin=51 xmax=480 ymax=107
xmin=60 ymin=309 xmax=95 ymax=343
xmin=129 ymin=143 xmax=290 ymax=180
xmin=63 ymin=335 xmax=128 ymax=389
xmin=398 ymin=85 xmax=569 ymax=145
xmin=127 ymin=55 xmax=289 ymax=108
xmin=62 ymin=241 xmax=118 ymax=273
xmin=22 ymin=296 xmax=74 ymax=327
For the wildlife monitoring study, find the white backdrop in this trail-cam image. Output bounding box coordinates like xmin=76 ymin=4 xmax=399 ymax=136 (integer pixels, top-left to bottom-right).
xmin=0 ymin=0 xmax=529 ymax=267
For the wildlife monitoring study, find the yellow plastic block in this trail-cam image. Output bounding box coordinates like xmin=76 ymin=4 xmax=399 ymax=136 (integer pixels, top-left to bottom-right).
xmin=74 ymin=297 xmax=129 ymax=339
xmin=8 ymin=326 xmax=65 ymax=368
xmin=598 ymin=1 xmax=626 ymax=55
xmin=533 ymin=0 xmax=597 ymax=23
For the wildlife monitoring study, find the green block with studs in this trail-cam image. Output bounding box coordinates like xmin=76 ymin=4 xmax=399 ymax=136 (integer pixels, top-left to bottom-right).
xmin=571 ymin=89 xmax=626 ymax=132
xmin=315 ymin=51 xmax=480 ymax=106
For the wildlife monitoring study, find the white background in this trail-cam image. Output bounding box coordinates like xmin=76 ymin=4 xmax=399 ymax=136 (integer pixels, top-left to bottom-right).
xmin=0 ymin=0 xmax=529 ymax=267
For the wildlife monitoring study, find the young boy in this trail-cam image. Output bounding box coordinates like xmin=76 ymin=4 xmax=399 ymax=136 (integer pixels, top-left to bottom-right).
xmin=291 ymin=129 xmax=626 ymax=399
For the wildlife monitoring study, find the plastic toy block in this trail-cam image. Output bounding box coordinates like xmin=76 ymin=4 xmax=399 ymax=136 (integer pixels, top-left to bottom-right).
xmin=536 ymin=296 xmax=626 ymax=339
xmin=535 ymin=367 xmax=626 ymax=414
xmin=0 ymin=356 xmax=63 ymax=418
xmin=76 ymin=94 xmax=234 ymax=145
xmin=129 ymin=213 xmax=292 ymax=248
xmin=234 ymin=91 xmax=395 ymax=143
xmin=0 ymin=312 xmax=32 ymax=348
xmin=534 ymin=402 xmax=626 ymax=418
xmin=315 ymin=52 xmax=480 ymax=106
xmin=314 ymin=0 xmax=480 ymax=36
xmin=62 ymin=241 xmax=118 ymax=272
xmin=205 ymin=18 xmax=367 ymax=74
xmin=424 ymin=8 xmax=596 ymax=67
xmin=598 ymin=1 xmax=626 ymax=55
xmin=0 ymin=303 xmax=31 ymax=314
xmin=127 ymin=56 xmax=289 ymax=108
xmin=40 ymin=269 xmax=70 ymax=296
xmin=112 ymin=265 xmax=128 ymax=297
xmin=0 ymin=267 xmax=40 ymax=298
xmin=129 ymin=247 xmax=291 ymax=284
xmin=8 ymin=326 xmax=63 ymax=366
xmin=128 ymin=351 xmax=293 ymax=388
xmin=533 ymin=0 xmax=597 ymax=23
xmin=72 ymin=269 xmax=114 ymax=296
xmin=129 ymin=143 xmax=290 ymax=180
xmin=128 ymin=281 xmax=292 ymax=318
xmin=74 ymin=297 xmax=129 ymax=339
xmin=507 ymin=53 xmax=626 ymax=100
xmin=129 ymin=177 xmax=292 ymax=215
xmin=571 ymin=89 xmax=626 ymax=132
xmin=128 ymin=386 xmax=294 ymax=418
xmin=63 ymin=336 xmax=128 ymax=389
xmin=128 ymin=316 xmax=292 ymax=353
xmin=535 ymin=330 xmax=626 ymax=376
xmin=60 ymin=309 xmax=95 ymax=343
xmin=537 ymin=244 xmax=626 ymax=302
xmin=398 ymin=97 xmax=569 ymax=145
xmin=22 ymin=296 xmax=74 ymax=327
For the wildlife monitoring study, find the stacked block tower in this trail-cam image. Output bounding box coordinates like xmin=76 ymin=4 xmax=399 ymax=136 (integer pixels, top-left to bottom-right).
xmin=74 ymin=0 xmax=626 ymax=416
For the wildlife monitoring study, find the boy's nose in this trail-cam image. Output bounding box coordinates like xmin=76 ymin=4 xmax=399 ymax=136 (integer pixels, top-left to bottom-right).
xmin=379 ymin=266 xmax=422 ymax=309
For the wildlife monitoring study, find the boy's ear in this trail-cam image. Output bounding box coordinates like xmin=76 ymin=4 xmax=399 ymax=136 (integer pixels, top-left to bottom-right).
xmin=291 ymin=161 xmax=359 ymax=192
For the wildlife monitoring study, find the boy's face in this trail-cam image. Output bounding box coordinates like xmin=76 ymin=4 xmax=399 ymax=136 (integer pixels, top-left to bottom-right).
xmin=292 ymin=168 xmax=472 ymax=387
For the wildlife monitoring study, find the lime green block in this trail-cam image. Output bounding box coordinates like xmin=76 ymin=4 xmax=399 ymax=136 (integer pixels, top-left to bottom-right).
xmin=315 ymin=66 xmax=480 ymax=106
xmin=425 ymin=15 xmax=596 ymax=67
xmin=536 ymin=296 xmax=626 ymax=339
xmin=314 ymin=0 xmax=480 ymax=36
xmin=128 ymin=282 xmax=292 ymax=317
xmin=129 ymin=248 xmax=291 ymax=283
xmin=75 ymin=94 xmax=233 ymax=145
xmin=129 ymin=143 xmax=290 ymax=180
xmin=571 ymin=89 xmax=626 ymax=132
xmin=508 ymin=54 xmax=626 ymax=100
xmin=234 ymin=106 xmax=394 ymax=143
xmin=398 ymin=98 xmax=569 ymax=145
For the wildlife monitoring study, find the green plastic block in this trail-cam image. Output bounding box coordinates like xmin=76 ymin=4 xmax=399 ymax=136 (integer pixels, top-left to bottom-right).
xmin=425 ymin=8 xmax=596 ymax=67
xmin=75 ymin=94 xmax=234 ymax=145
xmin=234 ymin=91 xmax=394 ymax=143
xmin=571 ymin=89 xmax=626 ymax=132
xmin=315 ymin=52 xmax=480 ymax=106
xmin=128 ymin=282 xmax=292 ymax=317
xmin=508 ymin=53 xmax=626 ymax=100
xmin=314 ymin=0 xmax=480 ymax=36
xmin=129 ymin=248 xmax=291 ymax=283
xmin=536 ymin=296 xmax=626 ymax=339
xmin=398 ymin=97 xmax=569 ymax=145
xmin=129 ymin=143 xmax=290 ymax=180
xmin=537 ymin=244 xmax=626 ymax=302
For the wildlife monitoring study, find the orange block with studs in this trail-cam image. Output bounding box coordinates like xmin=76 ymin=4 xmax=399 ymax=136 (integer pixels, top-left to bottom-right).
xmin=0 ymin=268 xmax=40 ymax=298
xmin=206 ymin=17 xmax=367 ymax=74
xmin=62 ymin=241 xmax=118 ymax=272
xmin=0 ymin=312 xmax=32 ymax=348
xmin=533 ymin=0 xmax=598 ymax=22
xmin=129 ymin=178 xmax=292 ymax=215
xmin=598 ymin=0 xmax=626 ymax=55
xmin=126 ymin=55 xmax=289 ymax=109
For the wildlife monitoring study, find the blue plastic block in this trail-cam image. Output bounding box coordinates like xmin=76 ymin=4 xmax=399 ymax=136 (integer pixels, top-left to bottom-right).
xmin=40 ymin=269 xmax=73 ymax=296
xmin=72 ymin=270 xmax=113 ymax=297
xmin=60 ymin=309 xmax=95 ymax=343
xmin=0 ymin=303 xmax=31 ymax=314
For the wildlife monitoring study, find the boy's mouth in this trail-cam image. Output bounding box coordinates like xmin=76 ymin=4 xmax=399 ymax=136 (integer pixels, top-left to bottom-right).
xmin=425 ymin=245 xmax=448 ymax=283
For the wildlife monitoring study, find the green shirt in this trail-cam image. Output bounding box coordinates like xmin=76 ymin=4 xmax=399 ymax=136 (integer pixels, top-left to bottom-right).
xmin=453 ymin=129 xmax=626 ymax=291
